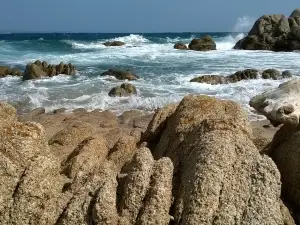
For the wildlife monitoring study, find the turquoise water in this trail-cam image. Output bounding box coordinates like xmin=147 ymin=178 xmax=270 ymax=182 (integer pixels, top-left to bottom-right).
xmin=0 ymin=32 xmax=299 ymax=119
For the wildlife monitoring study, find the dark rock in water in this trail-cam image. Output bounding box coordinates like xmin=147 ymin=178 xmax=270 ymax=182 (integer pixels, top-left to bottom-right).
xmin=234 ymin=9 xmax=300 ymax=51
xmin=190 ymin=69 xmax=259 ymax=85
xmin=228 ymin=69 xmax=259 ymax=82
xmin=0 ymin=66 xmax=22 ymax=78
xmin=262 ymin=69 xmax=281 ymax=80
xmin=188 ymin=35 xmax=216 ymax=51
xmin=104 ymin=41 xmax=125 ymax=46
xmin=282 ymin=70 xmax=293 ymax=78
xmin=190 ymin=75 xmax=227 ymax=84
xmin=108 ymin=83 xmax=137 ymax=97
xmin=174 ymin=42 xmax=188 ymax=50
xmin=22 ymin=60 xmax=76 ymax=80
xmin=101 ymin=69 xmax=139 ymax=80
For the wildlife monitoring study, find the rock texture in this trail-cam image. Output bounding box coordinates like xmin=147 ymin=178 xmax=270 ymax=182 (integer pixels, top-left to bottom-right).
xmin=174 ymin=42 xmax=188 ymax=50
xmin=0 ymin=66 xmax=22 ymax=78
xmin=101 ymin=69 xmax=139 ymax=80
xmin=234 ymin=9 xmax=300 ymax=51
xmin=23 ymin=60 xmax=76 ymax=80
xmin=188 ymin=35 xmax=216 ymax=51
xmin=250 ymin=79 xmax=300 ymax=127
xmin=0 ymin=95 xmax=296 ymax=225
xmin=143 ymin=95 xmax=287 ymax=225
xmin=108 ymin=83 xmax=137 ymax=97
xmin=104 ymin=41 xmax=125 ymax=46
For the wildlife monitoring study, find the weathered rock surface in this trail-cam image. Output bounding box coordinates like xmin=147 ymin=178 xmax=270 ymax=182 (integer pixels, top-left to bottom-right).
xmin=108 ymin=83 xmax=137 ymax=97
xmin=262 ymin=69 xmax=281 ymax=80
xmin=23 ymin=60 xmax=76 ymax=80
xmin=0 ymin=66 xmax=22 ymax=78
xmin=104 ymin=41 xmax=125 ymax=46
xmin=234 ymin=9 xmax=300 ymax=51
xmin=174 ymin=42 xmax=188 ymax=50
xmin=144 ymin=95 xmax=287 ymax=224
xmin=250 ymin=79 xmax=300 ymax=127
xmin=190 ymin=75 xmax=228 ymax=84
xmin=188 ymin=35 xmax=216 ymax=51
xmin=101 ymin=68 xmax=139 ymax=80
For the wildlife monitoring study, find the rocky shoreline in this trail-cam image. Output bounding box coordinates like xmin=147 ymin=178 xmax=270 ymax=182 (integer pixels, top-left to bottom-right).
xmin=2 ymin=79 xmax=300 ymax=224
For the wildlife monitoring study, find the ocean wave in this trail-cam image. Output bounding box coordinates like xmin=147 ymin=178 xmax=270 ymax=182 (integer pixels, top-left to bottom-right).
xmin=215 ymin=33 xmax=245 ymax=50
xmin=63 ymin=40 xmax=107 ymax=50
xmin=108 ymin=34 xmax=151 ymax=44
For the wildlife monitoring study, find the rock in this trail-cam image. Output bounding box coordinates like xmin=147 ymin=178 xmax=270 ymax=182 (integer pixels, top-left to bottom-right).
xmin=23 ymin=63 xmax=47 ymax=80
xmin=234 ymin=9 xmax=300 ymax=51
xmin=145 ymin=95 xmax=285 ymax=224
xmin=188 ymin=35 xmax=216 ymax=51
xmin=104 ymin=41 xmax=125 ymax=46
xmin=0 ymin=101 xmax=17 ymax=127
xmin=23 ymin=61 xmax=76 ymax=80
xmin=250 ymin=79 xmax=300 ymax=127
xmin=282 ymin=70 xmax=293 ymax=78
xmin=108 ymin=83 xmax=137 ymax=97
xmin=190 ymin=75 xmax=227 ymax=84
xmin=290 ymin=8 xmax=300 ymax=18
xmin=0 ymin=66 xmax=22 ymax=78
xmin=228 ymin=69 xmax=259 ymax=82
xmin=262 ymin=69 xmax=281 ymax=80
xmin=174 ymin=42 xmax=188 ymax=50
xmin=101 ymin=69 xmax=139 ymax=80
xmin=18 ymin=107 xmax=45 ymax=122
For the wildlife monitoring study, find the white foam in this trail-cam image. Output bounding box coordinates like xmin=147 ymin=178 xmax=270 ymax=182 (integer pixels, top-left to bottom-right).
xmin=109 ymin=34 xmax=150 ymax=45
xmin=216 ymin=33 xmax=245 ymax=50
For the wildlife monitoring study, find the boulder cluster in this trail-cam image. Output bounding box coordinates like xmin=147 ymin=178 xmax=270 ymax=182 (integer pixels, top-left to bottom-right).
xmin=174 ymin=35 xmax=216 ymax=51
xmin=234 ymin=8 xmax=300 ymax=51
xmin=190 ymin=68 xmax=293 ymax=85
xmin=2 ymin=78 xmax=300 ymax=223
xmin=0 ymin=66 xmax=22 ymax=78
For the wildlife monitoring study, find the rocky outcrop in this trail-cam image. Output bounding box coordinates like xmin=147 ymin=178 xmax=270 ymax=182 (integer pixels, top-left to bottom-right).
xmin=190 ymin=68 xmax=293 ymax=85
xmin=101 ymin=69 xmax=139 ymax=80
xmin=104 ymin=41 xmax=125 ymax=46
xmin=0 ymin=66 xmax=22 ymax=78
xmin=188 ymin=35 xmax=216 ymax=51
xmin=142 ymin=95 xmax=288 ymax=224
xmin=23 ymin=60 xmax=76 ymax=80
xmin=250 ymin=79 xmax=300 ymax=127
xmin=174 ymin=42 xmax=188 ymax=50
xmin=108 ymin=83 xmax=137 ymax=97
xmin=1 ymin=95 xmax=296 ymax=225
xmin=234 ymin=8 xmax=300 ymax=51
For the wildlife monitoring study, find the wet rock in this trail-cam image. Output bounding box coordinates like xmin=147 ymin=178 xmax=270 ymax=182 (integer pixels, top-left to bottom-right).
xmin=282 ymin=70 xmax=294 ymax=78
xmin=108 ymin=83 xmax=137 ymax=97
xmin=23 ymin=63 xmax=47 ymax=80
xmin=104 ymin=41 xmax=125 ymax=46
xmin=190 ymin=75 xmax=227 ymax=84
xmin=174 ymin=42 xmax=188 ymax=50
xmin=0 ymin=66 xmax=22 ymax=78
xmin=262 ymin=69 xmax=281 ymax=80
xmin=188 ymin=35 xmax=216 ymax=51
xmin=101 ymin=69 xmax=139 ymax=80
xmin=228 ymin=69 xmax=259 ymax=82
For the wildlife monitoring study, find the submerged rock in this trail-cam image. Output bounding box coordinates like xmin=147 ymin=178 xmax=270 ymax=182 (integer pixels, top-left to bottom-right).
xmin=188 ymin=35 xmax=216 ymax=51
xmin=101 ymin=69 xmax=139 ymax=80
xmin=104 ymin=41 xmax=125 ymax=46
xmin=262 ymin=69 xmax=281 ymax=80
xmin=190 ymin=75 xmax=227 ymax=84
xmin=108 ymin=83 xmax=137 ymax=97
xmin=174 ymin=42 xmax=188 ymax=50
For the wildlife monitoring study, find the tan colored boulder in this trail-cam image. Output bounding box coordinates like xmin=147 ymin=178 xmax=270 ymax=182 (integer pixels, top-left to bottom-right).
xmin=23 ymin=63 xmax=47 ymax=80
xmin=146 ymin=95 xmax=285 ymax=224
xmin=101 ymin=69 xmax=139 ymax=80
xmin=250 ymin=79 xmax=300 ymax=127
xmin=0 ymin=101 xmax=17 ymax=127
xmin=188 ymin=35 xmax=216 ymax=51
xmin=108 ymin=83 xmax=137 ymax=97
xmin=174 ymin=42 xmax=188 ymax=50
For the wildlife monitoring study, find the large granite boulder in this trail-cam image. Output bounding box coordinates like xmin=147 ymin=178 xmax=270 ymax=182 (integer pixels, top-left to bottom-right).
xmin=108 ymin=83 xmax=137 ymax=97
xmin=0 ymin=66 xmax=22 ymax=78
xmin=104 ymin=41 xmax=125 ymax=46
xmin=174 ymin=42 xmax=188 ymax=50
xmin=101 ymin=69 xmax=139 ymax=80
xmin=142 ymin=95 xmax=289 ymax=224
xmin=23 ymin=60 xmax=76 ymax=81
xmin=188 ymin=35 xmax=216 ymax=51
xmin=234 ymin=9 xmax=300 ymax=51
xmin=250 ymin=79 xmax=300 ymax=127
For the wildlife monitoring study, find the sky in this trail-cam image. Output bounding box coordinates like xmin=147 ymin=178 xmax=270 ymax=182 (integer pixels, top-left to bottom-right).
xmin=0 ymin=0 xmax=299 ymax=33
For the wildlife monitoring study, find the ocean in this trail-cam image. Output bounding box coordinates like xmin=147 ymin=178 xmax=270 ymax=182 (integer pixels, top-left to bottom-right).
xmin=0 ymin=32 xmax=299 ymax=119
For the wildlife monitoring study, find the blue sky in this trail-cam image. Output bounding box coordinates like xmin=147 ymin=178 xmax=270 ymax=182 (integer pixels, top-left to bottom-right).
xmin=0 ymin=0 xmax=299 ymax=32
